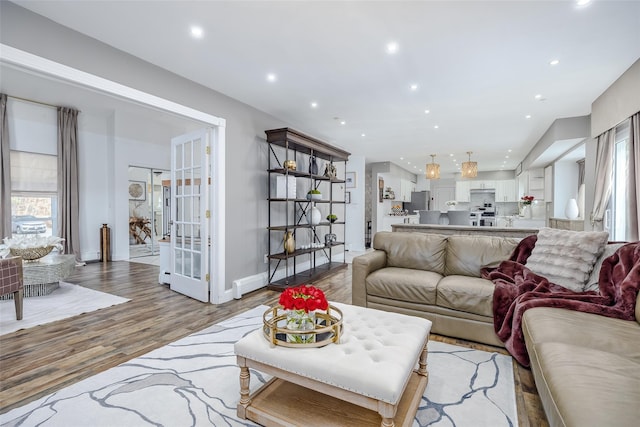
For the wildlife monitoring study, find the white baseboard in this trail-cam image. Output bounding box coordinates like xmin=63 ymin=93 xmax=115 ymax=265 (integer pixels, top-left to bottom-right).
xmin=232 ymin=252 xmax=344 ymax=299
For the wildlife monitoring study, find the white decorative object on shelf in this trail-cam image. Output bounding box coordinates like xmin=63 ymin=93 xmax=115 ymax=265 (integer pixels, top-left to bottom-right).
xmin=309 ymin=206 xmax=322 ymax=225
xmin=445 ymin=200 xmax=457 ymax=210
xmin=276 ymin=176 xmax=296 ymax=199
xmin=565 ymin=198 xmax=579 ymax=219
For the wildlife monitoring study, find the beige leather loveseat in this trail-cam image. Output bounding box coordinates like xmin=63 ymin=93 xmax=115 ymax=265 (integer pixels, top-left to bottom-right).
xmin=352 ymin=231 xmax=521 ymax=347
xmin=352 ymin=230 xmax=640 ymax=427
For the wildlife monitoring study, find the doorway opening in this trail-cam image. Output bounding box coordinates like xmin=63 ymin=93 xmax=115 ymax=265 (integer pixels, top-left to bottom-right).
xmin=128 ymin=166 xmax=170 ymax=259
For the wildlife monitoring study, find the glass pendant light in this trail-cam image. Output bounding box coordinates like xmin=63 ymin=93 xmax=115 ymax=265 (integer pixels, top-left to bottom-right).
xmin=461 ymin=151 xmax=478 ymax=178
xmin=425 ymin=154 xmax=440 ymax=180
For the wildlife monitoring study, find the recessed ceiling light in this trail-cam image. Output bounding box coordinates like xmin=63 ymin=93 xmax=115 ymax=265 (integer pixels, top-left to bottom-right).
xmin=410 ymin=84 xmax=418 ymax=91
xmin=386 ymin=42 xmax=399 ymax=54
xmin=434 ymin=125 xmax=439 ymax=129
xmin=549 ymin=59 xmax=560 ymax=66
xmin=525 ymin=114 xmax=532 ymax=119
xmin=424 ymin=109 xmax=430 ymax=114
xmin=361 ymin=133 xmax=366 ymax=137
xmin=505 ymin=155 xmax=509 ymax=159
xmin=414 ymin=166 xmax=417 ymax=169
xmin=310 ymin=102 xmax=318 ymax=108
xmin=534 ymin=94 xmax=542 ymax=100
xmin=400 ymin=157 xmax=404 ymax=160
xmin=266 ymin=73 xmax=277 ymax=82
xmin=576 ymin=0 xmax=591 ymax=7
xmin=407 ymin=161 xmax=411 ymax=165
xmin=190 ymin=26 xmax=204 ymax=38
xmin=340 ymin=120 xmax=346 ymax=125
xmin=449 ymin=154 xmax=454 ymax=157
xmin=508 ymin=149 xmax=512 ymax=152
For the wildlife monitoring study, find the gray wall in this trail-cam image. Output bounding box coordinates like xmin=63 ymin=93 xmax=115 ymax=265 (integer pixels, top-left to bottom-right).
xmin=0 ymin=2 xmax=289 ymax=291
xmin=591 ymin=58 xmax=640 ymax=138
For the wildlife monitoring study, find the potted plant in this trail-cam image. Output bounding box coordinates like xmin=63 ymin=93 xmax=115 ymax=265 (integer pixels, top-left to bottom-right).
xmin=306 ymin=189 xmax=322 ymax=201
xmin=326 ymin=214 xmax=338 ymax=223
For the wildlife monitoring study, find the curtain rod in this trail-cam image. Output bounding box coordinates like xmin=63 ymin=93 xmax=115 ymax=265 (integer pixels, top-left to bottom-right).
xmin=7 ymin=95 xmax=81 ymax=112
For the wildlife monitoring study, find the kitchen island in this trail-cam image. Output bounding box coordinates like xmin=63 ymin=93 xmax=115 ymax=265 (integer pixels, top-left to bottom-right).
xmin=391 ymin=223 xmax=540 ymax=239
xmin=381 ymin=214 xmax=419 ymax=232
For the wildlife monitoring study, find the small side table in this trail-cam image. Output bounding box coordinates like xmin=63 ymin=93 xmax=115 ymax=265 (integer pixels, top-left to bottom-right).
xmin=22 ymin=254 xmax=76 ymax=297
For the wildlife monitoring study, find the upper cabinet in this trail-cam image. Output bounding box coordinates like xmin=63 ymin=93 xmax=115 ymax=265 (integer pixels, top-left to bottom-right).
xmin=470 ymin=180 xmax=495 ymax=190
xmin=528 ymin=168 xmax=545 ymax=200
xmin=456 ymin=181 xmax=471 ymax=202
xmin=495 ymin=180 xmax=517 ymax=202
xmin=399 ymin=179 xmax=415 ymax=202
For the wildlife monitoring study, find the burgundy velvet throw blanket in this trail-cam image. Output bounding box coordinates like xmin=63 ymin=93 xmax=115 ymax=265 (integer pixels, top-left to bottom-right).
xmin=482 ymin=236 xmax=640 ymax=366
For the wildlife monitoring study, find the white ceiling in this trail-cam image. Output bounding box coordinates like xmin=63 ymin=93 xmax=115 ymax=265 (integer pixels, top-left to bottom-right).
xmin=9 ymin=0 xmax=640 ymax=175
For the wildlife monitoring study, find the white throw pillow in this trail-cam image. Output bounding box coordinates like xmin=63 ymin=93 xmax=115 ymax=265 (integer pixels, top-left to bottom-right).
xmin=526 ymin=227 xmax=609 ymax=292
xmin=584 ymin=243 xmax=625 ymax=292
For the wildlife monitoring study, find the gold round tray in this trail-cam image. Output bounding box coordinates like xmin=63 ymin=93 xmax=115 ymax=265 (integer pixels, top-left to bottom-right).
xmin=263 ymin=304 xmax=343 ymax=348
xmin=9 ymin=246 xmax=54 ymax=261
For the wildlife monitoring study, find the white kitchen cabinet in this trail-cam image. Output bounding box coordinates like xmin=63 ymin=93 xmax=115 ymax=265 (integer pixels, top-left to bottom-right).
xmin=495 ymin=180 xmax=517 ymax=202
xmin=528 ymin=168 xmax=545 ymax=200
xmin=399 ymin=179 xmax=414 ymax=202
xmin=470 ymin=180 xmax=496 ymax=190
xmin=455 ymin=181 xmax=471 ymax=202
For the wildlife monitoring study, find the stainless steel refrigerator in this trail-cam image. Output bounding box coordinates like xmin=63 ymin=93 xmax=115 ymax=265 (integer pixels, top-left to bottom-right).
xmin=404 ymin=191 xmax=431 ymax=213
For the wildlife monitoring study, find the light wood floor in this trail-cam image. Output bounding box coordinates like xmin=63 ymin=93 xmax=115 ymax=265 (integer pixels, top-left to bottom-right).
xmin=0 ymin=261 xmax=548 ymax=426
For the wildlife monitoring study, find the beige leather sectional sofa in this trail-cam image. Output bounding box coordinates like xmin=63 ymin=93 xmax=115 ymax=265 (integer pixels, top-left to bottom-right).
xmin=352 ymin=231 xmax=640 ymax=427
xmin=352 ymin=231 xmax=520 ymax=347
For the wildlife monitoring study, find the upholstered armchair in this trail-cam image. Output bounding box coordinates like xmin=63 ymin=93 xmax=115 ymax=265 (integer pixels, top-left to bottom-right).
xmin=0 ymin=256 xmax=24 ymax=320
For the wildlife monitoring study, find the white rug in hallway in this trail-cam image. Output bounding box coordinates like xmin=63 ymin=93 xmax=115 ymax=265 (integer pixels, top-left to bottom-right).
xmin=1 ymin=305 xmax=517 ymax=427
xmin=0 ymin=282 xmax=130 ymax=335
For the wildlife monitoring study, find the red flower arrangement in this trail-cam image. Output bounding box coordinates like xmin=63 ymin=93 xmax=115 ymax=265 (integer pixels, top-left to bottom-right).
xmin=520 ymin=195 xmax=535 ymax=205
xmin=279 ymin=285 xmax=329 ymax=313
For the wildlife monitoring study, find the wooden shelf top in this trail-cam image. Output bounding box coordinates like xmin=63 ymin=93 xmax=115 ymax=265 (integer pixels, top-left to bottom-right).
xmin=265 ymin=128 xmax=350 ymax=162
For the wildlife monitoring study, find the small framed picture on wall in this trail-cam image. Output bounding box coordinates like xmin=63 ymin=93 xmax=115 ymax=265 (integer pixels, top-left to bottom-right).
xmin=128 ymin=180 xmax=146 ymax=201
xmin=345 ymin=172 xmax=356 ymax=188
xmin=345 ymin=191 xmax=351 ymax=204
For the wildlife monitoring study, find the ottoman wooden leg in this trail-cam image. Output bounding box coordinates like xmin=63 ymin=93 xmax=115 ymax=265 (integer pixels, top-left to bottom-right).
xmin=237 ymin=357 xmax=251 ymax=419
xmin=378 ymin=401 xmax=396 ymax=427
xmin=418 ymin=340 xmax=429 ymax=379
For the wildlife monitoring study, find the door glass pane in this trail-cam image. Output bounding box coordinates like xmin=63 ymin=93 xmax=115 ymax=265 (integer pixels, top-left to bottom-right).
xmin=185 ymin=141 xmax=192 ymax=168
xmin=193 ymin=167 xmax=201 ymax=195
xmin=194 ymin=138 xmax=201 ymax=163
xmin=175 ymin=144 xmax=182 ymax=170
xmin=184 ymin=169 xmax=192 ymax=195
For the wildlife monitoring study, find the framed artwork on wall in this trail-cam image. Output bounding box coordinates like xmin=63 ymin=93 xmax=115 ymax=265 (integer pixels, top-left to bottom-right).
xmin=345 ymin=172 xmax=356 ymax=188
xmin=128 ymin=180 xmax=146 ymax=201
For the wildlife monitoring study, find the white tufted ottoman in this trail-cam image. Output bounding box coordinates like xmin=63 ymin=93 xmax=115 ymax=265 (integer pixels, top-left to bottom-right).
xmin=234 ymin=302 xmax=432 ymax=427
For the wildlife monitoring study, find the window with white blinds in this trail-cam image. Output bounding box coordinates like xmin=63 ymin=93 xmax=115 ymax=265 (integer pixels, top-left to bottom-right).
xmin=10 ymin=151 xmax=57 ymax=194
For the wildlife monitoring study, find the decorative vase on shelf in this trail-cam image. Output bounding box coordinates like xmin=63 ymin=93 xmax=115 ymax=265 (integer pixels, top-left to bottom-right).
xmin=283 ymin=231 xmax=295 ymax=254
xmin=285 ymin=309 xmax=316 ymax=344
xmin=309 ymin=206 xmax=321 ymax=225
xmin=565 ymin=198 xmax=579 ymax=219
xmin=521 ymin=204 xmax=532 ymax=219
xmin=309 ymin=155 xmax=318 ymax=175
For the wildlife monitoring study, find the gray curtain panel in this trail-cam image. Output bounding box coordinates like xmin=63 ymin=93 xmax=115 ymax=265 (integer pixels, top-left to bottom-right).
xmin=590 ymin=128 xmax=615 ymax=227
xmin=57 ymin=107 xmax=81 ymax=260
xmin=0 ymin=94 xmax=11 ymax=241
xmin=627 ymin=112 xmax=639 ymax=241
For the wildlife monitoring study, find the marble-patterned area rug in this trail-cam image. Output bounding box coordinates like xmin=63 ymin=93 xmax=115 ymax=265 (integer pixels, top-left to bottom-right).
xmin=0 ymin=282 xmax=130 ymax=335
xmin=0 ymin=305 xmax=517 ymax=427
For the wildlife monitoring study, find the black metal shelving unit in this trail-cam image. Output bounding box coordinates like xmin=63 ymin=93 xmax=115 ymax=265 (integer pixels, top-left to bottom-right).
xmin=265 ymin=128 xmax=350 ymax=291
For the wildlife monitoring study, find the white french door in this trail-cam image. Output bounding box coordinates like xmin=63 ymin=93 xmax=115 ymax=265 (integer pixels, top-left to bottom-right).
xmin=170 ymin=129 xmax=210 ymax=302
